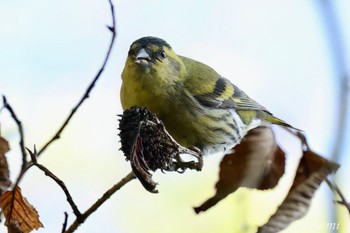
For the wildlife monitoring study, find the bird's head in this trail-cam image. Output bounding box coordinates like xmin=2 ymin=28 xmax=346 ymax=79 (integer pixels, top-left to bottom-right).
xmin=124 ymin=36 xmax=186 ymax=82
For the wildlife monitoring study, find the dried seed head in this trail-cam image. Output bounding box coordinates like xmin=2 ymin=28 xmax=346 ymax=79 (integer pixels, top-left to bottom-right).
xmin=119 ymin=106 xmax=203 ymax=193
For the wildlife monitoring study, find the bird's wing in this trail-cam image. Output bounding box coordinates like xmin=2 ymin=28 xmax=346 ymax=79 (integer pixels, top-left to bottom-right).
xmin=194 ymin=76 xmax=269 ymax=112
xmin=180 ymin=55 xmax=269 ymax=112
xmin=228 ymin=81 xmax=270 ymax=112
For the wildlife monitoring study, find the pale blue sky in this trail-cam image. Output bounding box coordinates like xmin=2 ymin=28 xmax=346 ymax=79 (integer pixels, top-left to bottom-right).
xmin=1 ymin=0 xmax=349 ymax=232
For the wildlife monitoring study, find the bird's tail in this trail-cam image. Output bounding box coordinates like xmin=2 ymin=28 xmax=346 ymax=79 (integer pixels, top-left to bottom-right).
xmin=264 ymin=115 xmax=301 ymax=131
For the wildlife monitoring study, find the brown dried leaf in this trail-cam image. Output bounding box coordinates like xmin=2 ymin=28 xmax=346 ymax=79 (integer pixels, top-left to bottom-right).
xmin=194 ymin=126 xmax=285 ymax=213
xmin=0 ymin=136 xmax=11 ymax=193
xmin=0 ymin=186 xmax=44 ymax=233
xmin=257 ymin=148 xmax=339 ymax=233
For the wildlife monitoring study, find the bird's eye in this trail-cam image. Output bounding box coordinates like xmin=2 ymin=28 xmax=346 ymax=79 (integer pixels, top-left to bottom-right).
xmin=160 ymin=51 xmax=167 ymax=59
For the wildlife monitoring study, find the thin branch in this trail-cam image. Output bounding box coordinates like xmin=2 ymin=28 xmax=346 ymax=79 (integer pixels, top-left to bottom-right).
xmin=62 ymin=212 xmax=69 ymax=233
xmin=37 ymin=0 xmax=117 ymax=157
xmin=27 ymin=147 xmax=82 ymax=220
xmin=2 ymin=96 xmax=27 ymax=171
xmin=64 ymin=171 xmax=136 ymax=233
xmin=326 ymin=178 xmax=350 ymax=214
xmin=37 ymin=163 xmax=82 ymax=218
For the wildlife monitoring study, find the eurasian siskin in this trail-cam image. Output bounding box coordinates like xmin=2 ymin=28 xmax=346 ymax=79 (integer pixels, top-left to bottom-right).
xmin=120 ymin=36 xmax=293 ymax=155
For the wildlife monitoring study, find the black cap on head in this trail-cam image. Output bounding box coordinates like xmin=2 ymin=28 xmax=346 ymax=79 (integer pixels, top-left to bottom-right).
xmin=132 ymin=36 xmax=171 ymax=49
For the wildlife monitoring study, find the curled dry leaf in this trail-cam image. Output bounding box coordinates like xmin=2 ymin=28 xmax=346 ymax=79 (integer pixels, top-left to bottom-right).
xmin=0 ymin=136 xmax=11 ymax=193
xmin=119 ymin=106 xmax=203 ymax=193
xmin=194 ymin=126 xmax=285 ymax=213
xmin=0 ymin=186 xmax=43 ymax=233
xmin=257 ymin=145 xmax=339 ymax=233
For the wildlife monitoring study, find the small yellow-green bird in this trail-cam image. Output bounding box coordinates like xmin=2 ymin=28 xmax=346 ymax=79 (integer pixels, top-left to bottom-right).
xmin=121 ymin=36 xmax=293 ymax=155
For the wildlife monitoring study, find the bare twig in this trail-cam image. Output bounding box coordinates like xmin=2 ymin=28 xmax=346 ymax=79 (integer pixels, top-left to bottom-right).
xmin=64 ymin=171 xmax=136 ymax=233
xmin=2 ymin=96 xmax=27 ymax=171
xmin=37 ymin=0 xmax=117 ymax=157
xmin=37 ymin=163 xmax=82 ymax=218
xmin=26 ymin=148 xmax=82 ymax=220
xmin=62 ymin=212 xmax=69 ymax=233
xmin=326 ymin=178 xmax=350 ymax=214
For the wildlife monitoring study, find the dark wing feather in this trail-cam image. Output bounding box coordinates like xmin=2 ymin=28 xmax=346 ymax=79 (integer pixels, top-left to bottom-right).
xmin=193 ymin=77 xmax=269 ymax=113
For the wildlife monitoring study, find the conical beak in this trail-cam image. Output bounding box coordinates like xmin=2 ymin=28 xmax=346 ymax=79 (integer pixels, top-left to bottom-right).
xmin=135 ymin=48 xmax=151 ymax=65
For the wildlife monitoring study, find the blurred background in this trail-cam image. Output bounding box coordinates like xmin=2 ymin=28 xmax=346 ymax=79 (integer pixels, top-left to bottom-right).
xmin=0 ymin=0 xmax=349 ymax=232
